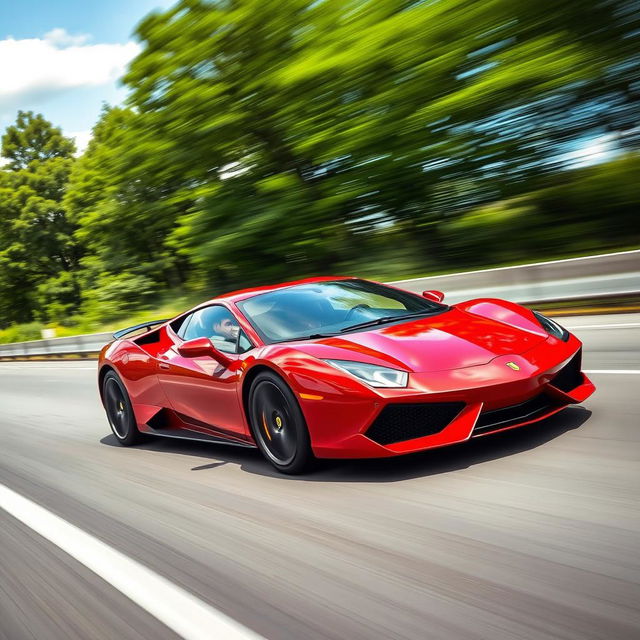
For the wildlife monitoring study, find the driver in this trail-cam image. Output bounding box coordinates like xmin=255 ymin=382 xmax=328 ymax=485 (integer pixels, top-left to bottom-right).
xmin=212 ymin=316 xmax=240 ymax=342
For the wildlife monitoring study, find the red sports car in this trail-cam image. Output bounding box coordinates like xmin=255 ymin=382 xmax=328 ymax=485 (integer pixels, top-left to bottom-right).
xmin=98 ymin=277 xmax=595 ymax=473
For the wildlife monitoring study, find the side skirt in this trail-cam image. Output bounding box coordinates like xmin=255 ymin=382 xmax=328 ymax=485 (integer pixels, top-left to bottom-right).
xmin=142 ymin=408 xmax=256 ymax=449
xmin=147 ymin=429 xmax=256 ymax=448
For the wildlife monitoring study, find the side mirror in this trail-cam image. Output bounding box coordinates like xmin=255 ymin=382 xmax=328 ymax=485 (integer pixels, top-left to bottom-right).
xmin=422 ymin=290 xmax=444 ymax=303
xmin=177 ymin=337 xmax=232 ymax=366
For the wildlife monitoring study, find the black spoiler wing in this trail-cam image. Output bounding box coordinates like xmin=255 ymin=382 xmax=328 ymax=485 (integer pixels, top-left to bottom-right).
xmin=113 ymin=319 xmax=170 ymax=340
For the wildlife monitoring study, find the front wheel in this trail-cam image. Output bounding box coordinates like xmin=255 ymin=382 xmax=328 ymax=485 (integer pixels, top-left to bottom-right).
xmin=102 ymin=370 xmax=143 ymax=446
xmin=248 ymin=371 xmax=314 ymax=474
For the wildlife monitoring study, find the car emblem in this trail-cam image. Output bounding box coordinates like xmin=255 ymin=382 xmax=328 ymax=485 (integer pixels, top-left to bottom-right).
xmin=506 ymin=361 xmax=520 ymax=371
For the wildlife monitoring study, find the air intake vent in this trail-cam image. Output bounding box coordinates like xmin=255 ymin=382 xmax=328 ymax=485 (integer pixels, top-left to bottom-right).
xmin=550 ymin=349 xmax=583 ymax=392
xmin=366 ymin=402 xmax=465 ymax=445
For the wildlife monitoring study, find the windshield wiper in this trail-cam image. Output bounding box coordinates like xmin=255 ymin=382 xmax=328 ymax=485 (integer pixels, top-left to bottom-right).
xmin=279 ymin=332 xmax=340 ymax=343
xmin=340 ymin=311 xmax=441 ymax=333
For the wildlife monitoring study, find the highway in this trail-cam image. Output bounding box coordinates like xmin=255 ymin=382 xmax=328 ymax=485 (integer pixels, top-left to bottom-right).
xmin=1 ymin=313 xmax=639 ymax=640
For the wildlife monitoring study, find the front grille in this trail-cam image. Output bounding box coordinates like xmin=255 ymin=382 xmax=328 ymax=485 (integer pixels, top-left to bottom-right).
xmin=474 ymin=392 xmax=557 ymax=434
xmin=550 ymin=349 xmax=583 ymax=392
xmin=366 ymin=402 xmax=465 ymax=445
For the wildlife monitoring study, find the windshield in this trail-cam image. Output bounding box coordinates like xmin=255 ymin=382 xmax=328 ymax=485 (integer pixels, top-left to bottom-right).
xmin=236 ymin=279 xmax=447 ymax=343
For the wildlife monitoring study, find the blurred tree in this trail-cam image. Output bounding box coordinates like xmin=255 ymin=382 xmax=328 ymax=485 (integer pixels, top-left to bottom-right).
xmin=0 ymin=113 xmax=79 ymax=326
xmin=124 ymin=0 xmax=350 ymax=285
xmin=442 ymin=153 xmax=640 ymax=268
xmin=121 ymin=0 xmax=639 ymax=286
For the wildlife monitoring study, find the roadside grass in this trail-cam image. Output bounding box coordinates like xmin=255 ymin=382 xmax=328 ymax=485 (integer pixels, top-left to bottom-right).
xmin=0 ymin=292 xmax=206 ymax=344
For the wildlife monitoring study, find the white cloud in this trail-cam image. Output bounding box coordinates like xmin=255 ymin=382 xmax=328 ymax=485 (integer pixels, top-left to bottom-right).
xmin=44 ymin=28 xmax=90 ymax=47
xmin=0 ymin=29 xmax=140 ymax=113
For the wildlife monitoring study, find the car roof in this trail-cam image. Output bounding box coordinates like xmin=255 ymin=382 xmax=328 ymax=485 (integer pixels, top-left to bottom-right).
xmin=211 ymin=276 xmax=355 ymax=305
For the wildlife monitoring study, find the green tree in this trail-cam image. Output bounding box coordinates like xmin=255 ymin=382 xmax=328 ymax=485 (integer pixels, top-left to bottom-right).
xmin=64 ymin=105 xmax=190 ymax=313
xmin=1 ymin=111 xmax=76 ymax=171
xmin=0 ymin=113 xmax=79 ymax=326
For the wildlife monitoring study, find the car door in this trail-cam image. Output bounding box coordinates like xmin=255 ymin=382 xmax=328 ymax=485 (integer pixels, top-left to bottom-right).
xmin=156 ymin=305 xmax=253 ymax=440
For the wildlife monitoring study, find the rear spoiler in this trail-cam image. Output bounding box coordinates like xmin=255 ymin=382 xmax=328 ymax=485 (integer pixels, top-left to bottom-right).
xmin=113 ymin=319 xmax=170 ymax=340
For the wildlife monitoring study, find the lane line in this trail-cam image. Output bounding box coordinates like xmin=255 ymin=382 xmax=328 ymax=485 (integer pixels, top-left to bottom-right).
xmin=391 ymin=248 xmax=640 ymax=282
xmin=0 ymin=483 xmax=265 ymax=640
xmin=584 ymin=370 xmax=640 ymax=374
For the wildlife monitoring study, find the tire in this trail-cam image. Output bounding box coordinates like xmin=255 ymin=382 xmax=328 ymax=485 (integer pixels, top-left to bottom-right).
xmin=102 ymin=370 xmax=143 ymax=446
xmin=248 ymin=371 xmax=314 ymax=474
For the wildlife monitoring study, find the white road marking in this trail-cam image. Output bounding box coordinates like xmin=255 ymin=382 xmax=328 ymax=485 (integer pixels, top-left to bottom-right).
xmin=584 ymin=370 xmax=640 ymax=374
xmin=0 ymin=484 xmax=265 ymax=640
xmin=564 ymin=323 xmax=640 ymax=330
xmin=392 ymin=248 xmax=640 ymax=282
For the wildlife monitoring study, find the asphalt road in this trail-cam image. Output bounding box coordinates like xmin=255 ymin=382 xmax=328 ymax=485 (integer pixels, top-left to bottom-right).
xmin=1 ymin=313 xmax=639 ymax=640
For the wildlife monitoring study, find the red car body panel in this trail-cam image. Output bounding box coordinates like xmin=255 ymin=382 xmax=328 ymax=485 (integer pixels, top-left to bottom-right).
xmin=98 ymin=277 xmax=595 ymax=459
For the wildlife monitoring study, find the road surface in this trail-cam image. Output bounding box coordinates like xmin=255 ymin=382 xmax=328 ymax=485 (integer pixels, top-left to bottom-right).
xmin=1 ymin=314 xmax=639 ymax=640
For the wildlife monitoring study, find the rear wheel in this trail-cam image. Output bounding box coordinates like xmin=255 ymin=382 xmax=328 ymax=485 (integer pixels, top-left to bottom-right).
xmin=102 ymin=370 xmax=143 ymax=446
xmin=249 ymin=371 xmax=313 ymax=474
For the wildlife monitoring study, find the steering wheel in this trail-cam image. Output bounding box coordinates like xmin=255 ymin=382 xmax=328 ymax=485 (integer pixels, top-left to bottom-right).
xmin=345 ymin=304 xmax=372 ymax=321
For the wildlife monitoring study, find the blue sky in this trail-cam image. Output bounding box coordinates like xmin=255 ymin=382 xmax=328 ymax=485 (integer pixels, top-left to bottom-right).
xmin=0 ymin=0 xmax=175 ymax=151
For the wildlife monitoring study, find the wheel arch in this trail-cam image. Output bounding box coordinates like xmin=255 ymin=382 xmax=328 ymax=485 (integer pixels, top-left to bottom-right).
xmin=98 ymin=363 xmax=117 ymax=403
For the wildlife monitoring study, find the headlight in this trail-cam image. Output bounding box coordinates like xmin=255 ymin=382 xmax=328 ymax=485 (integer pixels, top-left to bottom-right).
xmin=323 ymin=359 xmax=409 ymax=388
xmin=533 ymin=310 xmax=569 ymax=342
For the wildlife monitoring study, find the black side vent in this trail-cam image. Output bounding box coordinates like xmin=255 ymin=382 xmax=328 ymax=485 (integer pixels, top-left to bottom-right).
xmin=474 ymin=392 xmax=557 ymax=434
xmin=366 ymin=402 xmax=465 ymax=445
xmin=134 ymin=328 xmax=162 ymax=346
xmin=146 ymin=408 xmax=170 ymax=430
xmin=550 ymin=349 xmax=583 ymax=393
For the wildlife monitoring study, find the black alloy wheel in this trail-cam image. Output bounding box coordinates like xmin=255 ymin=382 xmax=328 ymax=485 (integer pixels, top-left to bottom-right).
xmin=102 ymin=370 xmax=142 ymax=446
xmin=249 ymin=371 xmax=313 ymax=474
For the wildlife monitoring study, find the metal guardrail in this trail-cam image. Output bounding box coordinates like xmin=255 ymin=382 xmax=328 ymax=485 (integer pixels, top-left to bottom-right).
xmin=0 ymin=331 xmax=113 ymax=359
xmin=0 ymin=249 xmax=638 ymax=359
xmin=390 ymin=248 xmax=640 ymax=304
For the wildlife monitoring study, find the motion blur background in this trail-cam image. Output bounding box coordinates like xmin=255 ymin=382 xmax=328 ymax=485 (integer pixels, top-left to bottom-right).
xmin=1 ymin=0 xmax=639 ymax=341
xmin=1 ymin=5 xmax=640 ymax=639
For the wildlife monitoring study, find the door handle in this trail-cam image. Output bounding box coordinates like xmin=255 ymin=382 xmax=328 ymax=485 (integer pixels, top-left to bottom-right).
xmin=159 ymin=362 xmax=170 ymax=370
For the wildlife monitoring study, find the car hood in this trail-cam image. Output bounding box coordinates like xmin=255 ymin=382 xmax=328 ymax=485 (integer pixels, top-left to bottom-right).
xmin=295 ymin=308 xmax=548 ymax=373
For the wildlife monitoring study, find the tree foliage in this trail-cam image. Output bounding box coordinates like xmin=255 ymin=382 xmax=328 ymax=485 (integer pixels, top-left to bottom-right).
xmin=1 ymin=111 xmax=76 ymax=171
xmin=119 ymin=0 xmax=639 ymax=282
xmin=1 ymin=1 xmax=639 ymax=331
xmin=0 ymin=112 xmax=79 ymax=326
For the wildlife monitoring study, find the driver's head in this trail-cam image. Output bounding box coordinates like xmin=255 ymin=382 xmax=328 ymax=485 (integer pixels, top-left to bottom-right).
xmin=213 ymin=316 xmax=239 ymax=341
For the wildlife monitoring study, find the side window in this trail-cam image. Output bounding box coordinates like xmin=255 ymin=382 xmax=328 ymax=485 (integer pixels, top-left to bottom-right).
xmin=175 ymin=313 xmax=194 ymax=339
xmin=178 ymin=306 xmax=249 ymax=354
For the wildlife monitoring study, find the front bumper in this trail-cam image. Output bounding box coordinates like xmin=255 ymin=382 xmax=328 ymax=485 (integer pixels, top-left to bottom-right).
xmin=299 ymin=336 xmax=595 ymax=459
